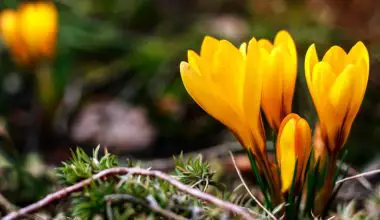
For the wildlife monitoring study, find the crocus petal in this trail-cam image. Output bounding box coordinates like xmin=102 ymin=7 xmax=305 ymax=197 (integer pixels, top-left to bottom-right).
xmin=295 ymin=118 xmax=311 ymax=180
xmin=261 ymin=47 xmax=284 ymax=129
xmin=239 ymin=42 xmax=247 ymax=57
xmin=322 ymin=46 xmax=347 ymax=75
xmin=18 ymin=2 xmax=57 ymax=58
xmin=181 ymin=62 xmax=248 ymax=139
xmin=18 ymin=3 xmax=37 ymax=55
xmin=258 ymin=31 xmax=297 ymax=132
xmin=0 ymin=10 xmax=17 ymax=48
xmin=35 ymin=2 xmax=57 ymax=58
xmin=348 ymin=41 xmax=369 ymax=71
xmin=282 ymin=46 xmax=297 ymax=114
xmin=211 ymin=40 xmax=245 ymax=110
xmin=276 ymin=113 xmax=300 ymax=166
xmin=274 ymin=30 xmax=297 ymax=61
xmin=258 ymin=39 xmax=273 ymax=52
xmin=277 ymin=114 xmax=311 ymax=192
xmin=278 ymin=118 xmax=297 ymax=192
xmin=187 ymin=50 xmax=202 ymax=74
xmin=200 ymin=36 xmax=219 ymax=62
xmin=182 ymin=60 xmax=255 ymax=149
xmin=199 ymin=36 xmax=219 ymax=74
xmin=320 ymin=64 xmax=356 ymax=150
xmin=181 ymin=34 xmax=269 ymax=153
xmin=305 ymin=44 xmax=319 ymax=90
xmin=243 ymin=37 xmax=265 ymax=151
xmin=310 ymin=62 xmax=336 ymax=122
xmin=0 ymin=10 xmax=28 ymax=65
xmin=328 ymin=65 xmax=355 ymax=119
xmin=342 ymin=60 xmax=368 ymax=145
xmin=277 ymin=31 xmax=298 ymax=115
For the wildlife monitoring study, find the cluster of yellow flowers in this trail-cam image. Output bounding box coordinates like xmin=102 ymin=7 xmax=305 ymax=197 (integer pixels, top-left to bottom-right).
xmin=180 ymin=30 xmax=369 ymax=212
xmin=0 ymin=1 xmax=58 ymax=66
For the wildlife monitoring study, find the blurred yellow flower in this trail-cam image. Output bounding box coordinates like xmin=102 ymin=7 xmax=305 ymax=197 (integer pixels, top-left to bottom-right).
xmin=305 ymin=42 xmax=369 ymax=153
xmin=0 ymin=1 xmax=58 ymax=66
xmin=0 ymin=10 xmax=30 ymax=65
xmin=180 ymin=36 xmax=265 ymax=153
xmin=276 ymin=113 xmax=311 ymax=192
xmin=260 ymin=30 xmax=297 ymax=131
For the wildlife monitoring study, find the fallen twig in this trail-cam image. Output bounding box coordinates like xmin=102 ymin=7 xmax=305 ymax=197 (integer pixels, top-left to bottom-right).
xmin=336 ymin=169 xmax=380 ymax=185
xmin=229 ymin=151 xmax=276 ymax=220
xmin=2 ymin=167 xmax=255 ymax=220
xmin=105 ymin=194 xmax=187 ymax=220
xmin=336 ymin=160 xmax=373 ymax=191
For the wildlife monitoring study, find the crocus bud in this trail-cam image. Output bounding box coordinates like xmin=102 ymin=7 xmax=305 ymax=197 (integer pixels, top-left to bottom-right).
xmin=277 ymin=114 xmax=311 ymax=192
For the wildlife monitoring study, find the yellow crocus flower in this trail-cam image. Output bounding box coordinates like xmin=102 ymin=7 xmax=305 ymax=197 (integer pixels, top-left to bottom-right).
xmin=0 ymin=1 xmax=58 ymax=66
xmin=19 ymin=2 xmax=58 ymax=59
xmin=0 ymin=10 xmax=30 ymax=65
xmin=180 ymin=36 xmax=265 ymax=153
xmin=305 ymin=42 xmax=369 ymax=153
xmin=260 ymin=30 xmax=297 ymax=131
xmin=276 ymin=113 xmax=311 ymax=192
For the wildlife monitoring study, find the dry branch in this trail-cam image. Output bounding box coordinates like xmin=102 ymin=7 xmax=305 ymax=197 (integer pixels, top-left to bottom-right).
xmin=336 ymin=169 xmax=380 ymax=185
xmin=2 ymin=167 xmax=255 ymax=220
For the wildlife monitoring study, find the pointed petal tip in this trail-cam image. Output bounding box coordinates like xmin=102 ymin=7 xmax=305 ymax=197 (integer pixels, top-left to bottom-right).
xmin=204 ymin=35 xmax=218 ymax=41
xmin=180 ymin=61 xmax=188 ymax=66
xmin=284 ymin=113 xmax=301 ymax=121
xmin=277 ymin=30 xmax=292 ymax=37
xmin=187 ymin=50 xmax=201 ymax=67
xmin=248 ymin=36 xmax=257 ymax=43
xmin=219 ymin=39 xmax=233 ymax=45
xmin=274 ymin=30 xmax=295 ymax=45
xmin=349 ymin=41 xmax=370 ymax=71
xmin=202 ymin=35 xmax=219 ymax=47
xmin=246 ymin=36 xmax=258 ymax=53
xmin=179 ymin=61 xmax=190 ymax=73
xmin=297 ymin=117 xmax=311 ymax=131
xmin=305 ymin=44 xmax=318 ymax=64
xmin=352 ymin=41 xmax=369 ymax=55
xmin=239 ymin=42 xmax=247 ymax=54
xmin=354 ymin=41 xmax=366 ymax=47
xmin=306 ymin=44 xmax=318 ymax=58
xmin=187 ymin=49 xmax=196 ymax=57
xmin=278 ymin=113 xmax=300 ymax=137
